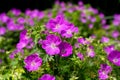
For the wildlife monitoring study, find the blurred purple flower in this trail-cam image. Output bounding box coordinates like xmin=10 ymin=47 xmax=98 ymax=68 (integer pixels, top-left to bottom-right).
xmin=17 ymin=17 xmax=25 ymax=24
xmin=0 ymin=27 xmax=6 ymax=35
xmin=88 ymin=24 xmax=93 ymax=29
xmin=7 ymin=22 xmax=16 ymax=31
xmin=17 ymin=30 xmax=34 ymax=49
xmin=98 ymin=64 xmax=112 ymax=80
xmin=11 ymin=8 xmax=21 ymax=16
xmin=108 ymin=50 xmax=120 ymax=66
xmin=0 ymin=13 xmax=9 ymax=23
xmin=38 ymin=74 xmax=55 ymax=80
xmin=112 ymin=30 xmax=119 ymax=38
xmin=0 ymin=49 xmax=5 ymax=53
xmin=58 ymin=42 xmax=72 ymax=57
xmin=101 ymin=36 xmax=109 ymax=43
xmin=61 ymin=23 xmax=78 ymax=38
xmin=102 ymin=25 xmax=109 ymax=30
xmin=46 ymin=14 xmax=65 ymax=33
xmin=77 ymin=37 xmax=88 ymax=45
xmin=26 ymin=18 xmax=34 ymax=26
xmin=104 ymin=45 xmax=115 ymax=55
xmin=90 ymin=17 xmax=96 ymax=23
xmin=0 ymin=59 xmax=2 ymax=64
xmin=42 ymin=34 xmax=61 ymax=55
xmin=24 ymin=53 xmax=42 ymax=71
xmin=87 ymin=46 xmax=95 ymax=58
xmin=77 ymin=52 xmax=84 ymax=60
xmin=9 ymin=49 xmax=24 ymax=59
xmin=99 ymin=13 xmax=105 ymax=19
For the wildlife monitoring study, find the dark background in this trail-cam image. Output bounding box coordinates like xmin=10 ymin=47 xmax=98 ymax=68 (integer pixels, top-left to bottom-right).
xmin=0 ymin=0 xmax=120 ymax=16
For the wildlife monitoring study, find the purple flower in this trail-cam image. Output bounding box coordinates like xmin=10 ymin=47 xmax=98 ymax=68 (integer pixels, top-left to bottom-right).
xmin=38 ymin=74 xmax=55 ymax=80
xmin=11 ymin=8 xmax=21 ymax=16
xmin=99 ymin=13 xmax=105 ymax=19
xmin=112 ymin=14 xmax=120 ymax=26
xmin=38 ymin=11 xmax=45 ymax=20
xmin=78 ymin=1 xmax=84 ymax=6
xmin=77 ymin=37 xmax=89 ymax=45
xmin=0 ymin=27 xmax=6 ymax=35
xmin=90 ymin=17 xmax=96 ymax=23
xmin=25 ymin=9 xmax=32 ymax=16
xmin=102 ymin=25 xmax=109 ymax=30
xmin=88 ymin=24 xmax=93 ymax=29
xmin=0 ymin=13 xmax=9 ymax=23
xmin=46 ymin=14 xmax=65 ymax=33
xmin=42 ymin=34 xmax=61 ymax=55
xmin=113 ymin=20 xmax=119 ymax=26
xmin=46 ymin=15 xmax=78 ymax=38
xmin=101 ymin=19 xmax=106 ymax=25
xmin=9 ymin=49 xmax=24 ymax=59
xmin=104 ymin=45 xmax=115 ymax=55
xmin=58 ymin=42 xmax=72 ymax=57
xmin=17 ymin=30 xmax=29 ymax=49
xmin=87 ymin=46 xmax=95 ymax=58
xmin=17 ymin=30 xmax=34 ymax=49
xmin=24 ymin=53 xmax=42 ymax=71
xmin=101 ymin=36 xmax=109 ymax=43
xmin=26 ymin=18 xmax=34 ymax=26
xmin=74 ymin=43 xmax=80 ymax=48
xmin=77 ymin=52 xmax=84 ymax=60
xmin=77 ymin=37 xmax=86 ymax=45
xmin=80 ymin=17 xmax=87 ymax=23
xmin=108 ymin=50 xmax=120 ymax=66
xmin=60 ymin=23 xmax=78 ymax=38
xmin=0 ymin=59 xmax=2 ymax=64
xmin=17 ymin=17 xmax=25 ymax=24
xmin=98 ymin=64 xmax=112 ymax=80
xmin=30 ymin=9 xmax=39 ymax=19
xmin=112 ymin=30 xmax=119 ymax=38
xmin=0 ymin=49 xmax=5 ymax=53
xmin=7 ymin=22 xmax=16 ymax=31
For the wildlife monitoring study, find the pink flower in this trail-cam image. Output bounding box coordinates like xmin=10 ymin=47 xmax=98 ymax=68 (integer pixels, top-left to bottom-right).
xmin=24 ymin=53 xmax=42 ymax=71
xmin=42 ymin=34 xmax=61 ymax=55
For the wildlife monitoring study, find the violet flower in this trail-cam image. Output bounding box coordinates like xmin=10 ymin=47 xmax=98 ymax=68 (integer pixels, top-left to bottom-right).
xmin=58 ymin=42 xmax=73 ymax=57
xmin=24 ymin=53 xmax=42 ymax=71
xmin=104 ymin=45 xmax=115 ymax=55
xmin=112 ymin=30 xmax=119 ymax=38
xmin=46 ymin=14 xmax=65 ymax=33
xmin=0 ymin=27 xmax=6 ymax=36
xmin=11 ymin=8 xmax=21 ymax=16
xmin=42 ymin=34 xmax=61 ymax=55
xmin=108 ymin=50 xmax=120 ymax=66
xmin=101 ymin=36 xmax=109 ymax=43
xmin=98 ymin=64 xmax=112 ymax=80
xmin=17 ymin=17 xmax=25 ymax=24
xmin=87 ymin=46 xmax=95 ymax=58
xmin=77 ymin=52 xmax=84 ymax=60
xmin=0 ymin=13 xmax=9 ymax=23
xmin=38 ymin=74 xmax=55 ymax=80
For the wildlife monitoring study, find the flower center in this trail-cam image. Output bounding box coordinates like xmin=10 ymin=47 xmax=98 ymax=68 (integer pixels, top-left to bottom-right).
xmin=113 ymin=58 xmax=118 ymax=63
xmin=67 ymin=29 xmax=72 ymax=34
xmin=31 ymin=61 xmax=36 ymax=66
xmin=50 ymin=43 xmax=56 ymax=49
xmin=55 ymin=24 xmax=60 ymax=29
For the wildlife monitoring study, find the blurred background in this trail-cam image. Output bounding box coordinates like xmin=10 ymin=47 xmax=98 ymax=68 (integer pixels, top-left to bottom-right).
xmin=0 ymin=0 xmax=120 ymax=16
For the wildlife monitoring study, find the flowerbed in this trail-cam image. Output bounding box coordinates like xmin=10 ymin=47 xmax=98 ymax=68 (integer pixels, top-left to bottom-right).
xmin=0 ymin=1 xmax=120 ymax=80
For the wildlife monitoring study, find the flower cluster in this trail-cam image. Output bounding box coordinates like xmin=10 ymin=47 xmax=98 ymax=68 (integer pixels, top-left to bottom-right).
xmin=0 ymin=1 xmax=120 ymax=80
xmin=42 ymin=34 xmax=73 ymax=57
xmin=46 ymin=15 xmax=78 ymax=38
xmin=98 ymin=64 xmax=112 ymax=80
